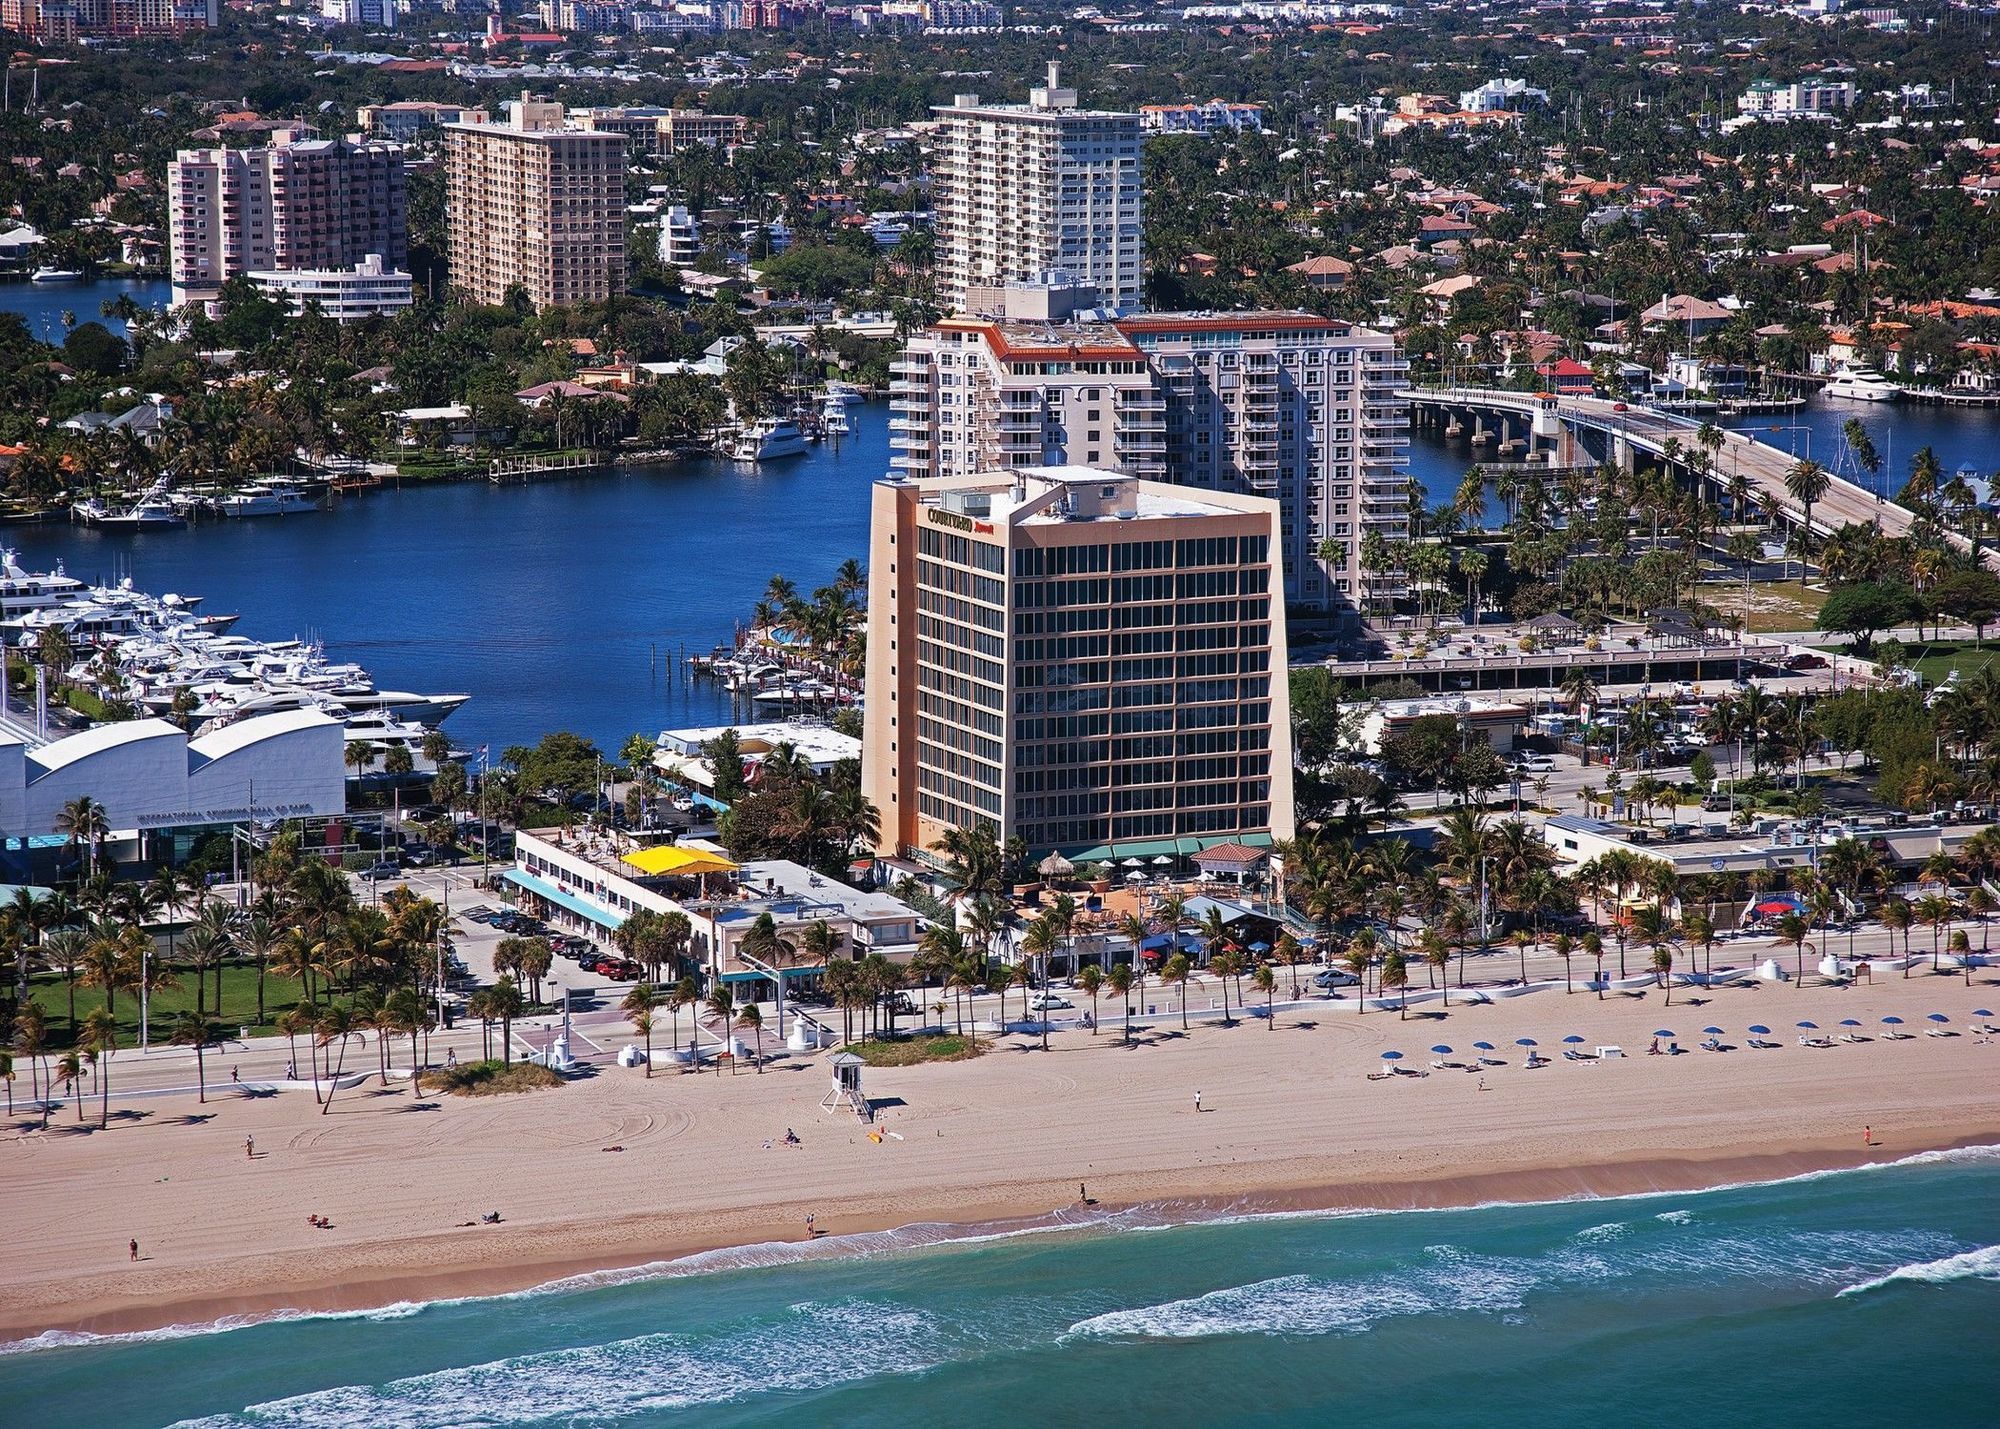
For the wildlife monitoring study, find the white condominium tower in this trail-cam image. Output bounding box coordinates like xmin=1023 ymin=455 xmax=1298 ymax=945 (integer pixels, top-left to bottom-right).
xmin=443 ymin=94 xmax=626 ymax=312
xmin=891 ymin=310 xmax=1409 ymax=617
xmin=863 ymin=467 xmax=1293 ymax=859
xmin=927 ymin=63 xmax=1144 ymax=315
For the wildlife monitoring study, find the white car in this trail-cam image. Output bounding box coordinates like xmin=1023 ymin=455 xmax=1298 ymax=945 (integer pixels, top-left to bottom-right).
xmin=1029 ymin=992 xmax=1074 ymax=1011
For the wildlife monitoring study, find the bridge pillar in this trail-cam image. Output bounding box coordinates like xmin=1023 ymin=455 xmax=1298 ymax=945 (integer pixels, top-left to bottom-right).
xmin=1611 ymin=432 xmax=1635 ymax=473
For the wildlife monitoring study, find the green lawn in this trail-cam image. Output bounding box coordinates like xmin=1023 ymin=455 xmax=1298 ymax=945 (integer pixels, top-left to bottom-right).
xmin=1704 ymin=579 xmax=1827 ymax=634
xmin=24 ymin=963 xmax=313 ymax=1047
xmin=854 ymin=1033 xmax=982 ymax=1066
xmin=1906 ymin=639 xmax=2000 ymax=686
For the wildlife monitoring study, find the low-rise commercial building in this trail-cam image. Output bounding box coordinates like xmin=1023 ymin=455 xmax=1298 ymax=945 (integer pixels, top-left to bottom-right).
xmin=248 ymin=253 xmax=414 ymax=322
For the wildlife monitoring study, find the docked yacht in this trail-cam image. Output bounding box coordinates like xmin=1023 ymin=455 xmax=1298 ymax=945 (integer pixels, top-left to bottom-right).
xmin=74 ymin=481 xmax=186 ymax=531
xmin=1821 ymin=365 xmax=1902 ymax=403
xmin=820 ymin=394 xmax=852 ymax=438
xmin=0 ymin=551 xmax=88 ymax=620
xmin=729 ymin=417 xmax=810 ymax=463
xmin=29 ymin=267 xmax=83 ymax=283
xmin=217 ymin=481 xmax=324 ymax=518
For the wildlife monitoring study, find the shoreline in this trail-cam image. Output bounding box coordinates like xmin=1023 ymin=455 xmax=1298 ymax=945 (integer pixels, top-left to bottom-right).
xmin=10 ymin=1126 xmax=1992 ymax=1349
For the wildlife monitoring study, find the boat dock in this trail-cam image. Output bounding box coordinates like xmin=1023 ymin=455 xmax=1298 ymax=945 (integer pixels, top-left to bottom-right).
xmin=487 ymin=452 xmax=609 ymax=484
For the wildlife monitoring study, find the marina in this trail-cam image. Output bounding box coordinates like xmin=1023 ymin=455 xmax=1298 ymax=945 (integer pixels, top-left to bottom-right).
xmin=1 ymin=401 xmax=889 ymax=752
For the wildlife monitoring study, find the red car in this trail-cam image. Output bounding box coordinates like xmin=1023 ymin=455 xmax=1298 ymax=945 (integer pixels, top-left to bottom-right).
xmin=1612 ymin=402 xmax=1629 ymax=412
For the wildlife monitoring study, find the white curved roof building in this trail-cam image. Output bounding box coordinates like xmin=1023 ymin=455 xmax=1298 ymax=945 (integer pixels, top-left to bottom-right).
xmin=0 ymin=709 xmax=345 ymax=837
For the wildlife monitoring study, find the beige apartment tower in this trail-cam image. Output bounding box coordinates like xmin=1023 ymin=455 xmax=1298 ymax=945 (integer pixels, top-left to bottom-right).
xmin=863 ymin=467 xmax=1293 ymax=860
xmin=927 ymin=64 xmax=1143 ymax=315
xmin=892 ymin=310 xmax=1409 ymax=616
xmin=443 ymin=95 xmax=626 ymax=312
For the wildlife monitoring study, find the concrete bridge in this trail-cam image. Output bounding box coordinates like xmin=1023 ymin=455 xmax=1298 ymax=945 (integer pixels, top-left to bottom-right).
xmin=1402 ymin=385 xmax=1917 ymax=546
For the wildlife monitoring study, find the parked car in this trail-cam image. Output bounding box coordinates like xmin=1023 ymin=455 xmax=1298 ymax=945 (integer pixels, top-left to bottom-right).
xmin=358 ymin=860 xmax=402 ymax=882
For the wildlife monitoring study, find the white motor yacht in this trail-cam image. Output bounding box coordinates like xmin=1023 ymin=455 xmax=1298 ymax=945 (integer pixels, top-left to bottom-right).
xmin=217 ymin=482 xmax=323 ymax=518
xmin=75 ymin=481 xmax=186 ymax=531
xmin=30 ymin=267 xmax=83 ymax=283
xmin=1821 ymin=365 xmax=1902 ymax=403
xmin=820 ymin=394 xmax=852 ymax=437
xmin=729 ymin=417 xmax=810 ymax=462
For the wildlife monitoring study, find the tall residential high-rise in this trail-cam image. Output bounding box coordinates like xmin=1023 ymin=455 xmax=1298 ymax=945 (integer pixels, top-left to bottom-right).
xmin=443 ymin=94 xmax=626 ymax=312
xmin=927 ymin=63 xmax=1143 ymax=315
xmin=1118 ymin=312 xmax=1410 ymax=616
xmin=862 ymin=466 xmax=1292 ymax=859
xmin=167 ymin=130 xmax=407 ymax=307
xmin=890 ymin=309 xmax=1409 ymax=616
xmin=1 ymin=0 xmax=216 ymax=40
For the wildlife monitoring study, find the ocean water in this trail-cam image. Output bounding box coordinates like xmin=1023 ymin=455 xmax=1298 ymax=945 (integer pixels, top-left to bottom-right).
xmin=4 ymin=1149 xmax=1995 ymax=1426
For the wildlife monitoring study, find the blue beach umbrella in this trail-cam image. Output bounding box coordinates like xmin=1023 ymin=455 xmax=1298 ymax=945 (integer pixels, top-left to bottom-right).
xmin=1380 ymin=1050 xmax=1403 ymax=1061
xmin=1250 ymin=941 xmax=1271 ymax=952
xmin=1515 ymin=1037 xmax=1538 ymax=1048
xmin=1563 ymin=1035 xmax=1586 ymax=1045
xmin=1839 ymin=1019 xmax=1862 ymax=1029
xmin=1974 ymin=1009 xmax=1994 ymax=1018
xmin=1702 ymin=1026 xmax=1724 ymax=1035
xmin=1653 ymin=1029 xmax=1676 ymax=1039
xmin=1748 ymin=1025 xmax=1771 ymax=1036
xmin=1796 ymin=1021 xmax=1819 ymax=1031
xmin=1927 ymin=1013 xmax=1950 ymax=1025
xmin=1881 ymin=1016 xmax=1904 ymax=1026
xmin=1431 ymin=1045 xmax=1454 ymax=1055
xmin=1473 ymin=1041 xmax=1495 ymax=1052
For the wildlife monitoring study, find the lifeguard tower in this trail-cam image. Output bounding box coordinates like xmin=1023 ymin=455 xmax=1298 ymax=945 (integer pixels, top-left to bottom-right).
xmin=821 ymin=1051 xmax=871 ymax=1122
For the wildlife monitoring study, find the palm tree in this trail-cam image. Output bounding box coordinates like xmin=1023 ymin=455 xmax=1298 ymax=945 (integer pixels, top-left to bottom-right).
xmin=1880 ymin=896 xmax=1914 ymax=976
xmin=1783 ymin=459 xmax=1830 ymax=585
xmin=1160 ymin=952 xmax=1192 ymax=1031
xmin=81 ymin=1006 xmax=116 ymax=1129
xmin=1077 ymin=962 xmax=1104 ymax=1035
xmin=1773 ymin=912 xmax=1813 ymax=986
xmin=1381 ymin=950 xmax=1410 ymax=1019
xmin=1914 ymin=892 xmax=1955 ymax=973
xmin=168 ymin=1010 xmax=218 ymax=1103
xmin=54 ymin=795 xmax=110 ymax=879
xmin=623 ymin=982 xmax=660 ymax=1078
xmin=706 ymin=983 xmax=736 ymax=1072
xmin=1253 ymin=962 xmax=1276 ymax=1028
xmin=315 ymin=1006 xmax=359 ymax=1113
xmin=14 ymin=1004 xmax=48 ymax=1128
xmin=489 ymin=978 xmax=524 ymax=1065
xmin=737 ymin=1003 xmax=764 ymax=1071
xmin=57 ymin=1049 xmax=85 ymax=1123
xmin=1105 ymin=962 xmax=1134 ymax=1044
xmin=1584 ymin=930 xmax=1605 ymax=999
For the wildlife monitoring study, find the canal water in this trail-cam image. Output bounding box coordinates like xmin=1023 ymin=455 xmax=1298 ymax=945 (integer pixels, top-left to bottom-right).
xmin=2 ymin=423 xmax=886 ymax=756
xmin=5 ymin=280 xmax=1995 ymax=750
xmin=0 ymin=275 xmax=170 ymax=341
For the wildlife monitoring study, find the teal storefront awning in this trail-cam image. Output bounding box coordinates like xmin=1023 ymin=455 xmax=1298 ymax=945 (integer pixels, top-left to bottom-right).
xmin=1068 ymin=832 xmax=1277 ymax=863
xmin=502 ymin=868 xmax=624 ymax=932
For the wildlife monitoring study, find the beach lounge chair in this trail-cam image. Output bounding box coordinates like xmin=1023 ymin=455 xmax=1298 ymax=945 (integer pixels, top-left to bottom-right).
xmin=1924 ymin=1027 xmax=1956 ymax=1038
xmin=1562 ymin=1049 xmax=1595 ymax=1062
xmin=1747 ymin=1037 xmax=1780 ymax=1049
xmin=1365 ymin=1069 xmax=1394 ymax=1081
xmin=1798 ymin=1035 xmax=1834 ymax=1048
xmin=1700 ymin=1038 xmax=1724 ymax=1052
xmin=1524 ymin=1054 xmax=1547 ymax=1068
xmin=1838 ymin=1032 xmax=1870 ymax=1044
xmin=1429 ymin=1058 xmax=1468 ymax=1071
xmin=1882 ymin=1029 xmax=1915 ymax=1040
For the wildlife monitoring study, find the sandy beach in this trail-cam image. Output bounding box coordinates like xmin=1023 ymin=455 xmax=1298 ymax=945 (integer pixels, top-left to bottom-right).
xmin=3 ymin=972 xmax=1995 ymax=1343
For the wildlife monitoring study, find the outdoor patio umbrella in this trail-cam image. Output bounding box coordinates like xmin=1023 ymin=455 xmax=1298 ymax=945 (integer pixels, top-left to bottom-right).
xmin=1152 ymin=855 xmax=1174 ymax=866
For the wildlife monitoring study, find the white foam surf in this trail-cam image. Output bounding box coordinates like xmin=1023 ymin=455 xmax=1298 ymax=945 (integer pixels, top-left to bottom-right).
xmin=11 ymin=1143 xmax=1995 ymax=1358
xmin=1836 ymin=1244 xmax=2000 ymax=1297
xmin=168 ymin=1302 xmax=944 ymax=1428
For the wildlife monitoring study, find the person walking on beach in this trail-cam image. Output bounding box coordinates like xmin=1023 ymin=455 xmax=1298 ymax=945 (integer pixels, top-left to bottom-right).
xmin=1079 ymin=1183 xmax=1088 ymax=1204
xmin=129 ymin=1239 xmax=138 ymax=1262
xmin=1863 ymin=1126 xmax=1872 ymax=1146
xmin=245 ymin=1134 xmax=255 ymax=1159
xmin=1193 ymin=1090 xmax=1203 ymax=1113
xmin=231 ymin=1065 xmax=240 ymax=1085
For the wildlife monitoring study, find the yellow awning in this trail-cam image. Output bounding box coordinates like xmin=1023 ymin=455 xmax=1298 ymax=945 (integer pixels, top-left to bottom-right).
xmin=620 ymin=846 xmax=740 ymax=877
